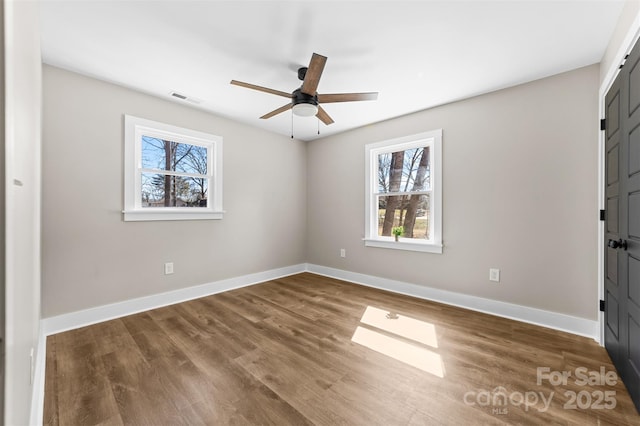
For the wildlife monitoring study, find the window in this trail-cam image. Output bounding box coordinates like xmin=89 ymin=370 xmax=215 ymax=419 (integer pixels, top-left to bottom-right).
xmin=364 ymin=130 xmax=442 ymax=253
xmin=124 ymin=115 xmax=223 ymax=221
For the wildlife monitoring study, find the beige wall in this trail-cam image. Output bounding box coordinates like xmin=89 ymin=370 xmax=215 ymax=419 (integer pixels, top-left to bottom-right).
xmin=41 ymin=66 xmax=307 ymax=317
xmin=42 ymin=63 xmax=600 ymax=323
xmin=307 ymin=64 xmax=600 ymax=320
xmin=4 ymin=1 xmax=42 ymax=424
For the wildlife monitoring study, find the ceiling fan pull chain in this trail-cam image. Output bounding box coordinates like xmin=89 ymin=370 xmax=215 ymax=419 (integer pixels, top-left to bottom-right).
xmin=317 ymin=117 xmax=320 ymax=135
xmin=291 ymin=111 xmax=294 ymax=139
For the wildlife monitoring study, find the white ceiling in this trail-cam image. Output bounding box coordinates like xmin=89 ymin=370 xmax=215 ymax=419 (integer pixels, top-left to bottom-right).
xmin=39 ymin=0 xmax=625 ymax=141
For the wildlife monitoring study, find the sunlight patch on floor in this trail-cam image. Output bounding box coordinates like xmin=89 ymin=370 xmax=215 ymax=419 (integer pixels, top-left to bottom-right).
xmin=351 ymin=306 xmax=445 ymax=378
xmin=360 ymin=306 xmax=438 ymax=348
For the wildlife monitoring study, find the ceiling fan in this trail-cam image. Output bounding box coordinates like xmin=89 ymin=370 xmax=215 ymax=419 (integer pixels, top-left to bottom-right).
xmin=230 ymin=53 xmax=378 ymax=125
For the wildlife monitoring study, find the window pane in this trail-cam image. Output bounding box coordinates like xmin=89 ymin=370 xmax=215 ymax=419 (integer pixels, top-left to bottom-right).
xmin=178 ymin=145 xmax=208 ymax=175
xmin=141 ymin=173 xmax=208 ymax=208
xmin=141 ymin=136 xmax=169 ymax=170
xmin=378 ymin=152 xmax=392 ymax=192
xmin=141 ymin=136 xmax=208 ymax=175
xmin=377 ymin=146 xmax=430 ymax=193
xmin=377 ymin=194 xmax=430 ymax=239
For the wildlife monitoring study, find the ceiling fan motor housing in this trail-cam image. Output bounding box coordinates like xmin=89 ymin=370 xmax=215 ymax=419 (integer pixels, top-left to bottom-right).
xmin=292 ymin=88 xmax=318 ymax=106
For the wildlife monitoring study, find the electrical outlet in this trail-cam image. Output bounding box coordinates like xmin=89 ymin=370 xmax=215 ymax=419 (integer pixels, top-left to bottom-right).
xmin=164 ymin=262 xmax=174 ymax=275
xmin=489 ymin=268 xmax=500 ymax=282
xmin=340 ymin=248 xmax=346 ymax=258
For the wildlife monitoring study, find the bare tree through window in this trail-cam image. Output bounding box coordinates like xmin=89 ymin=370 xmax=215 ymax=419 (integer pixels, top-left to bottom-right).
xmin=141 ymin=136 xmax=209 ymax=208
xmin=377 ymin=146 xmax=430 ymax=239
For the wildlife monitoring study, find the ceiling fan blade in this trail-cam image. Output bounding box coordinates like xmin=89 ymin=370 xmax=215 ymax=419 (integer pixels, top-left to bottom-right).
xmin=230 ymin=80 xmax=291 ymax=98
xmin=316 ymin=106 xmax=334 ymax=125
xmin=260 ymin=103 xmax=292 ymax=119
xmin=318 ymin=92 xmax=378 ymax=103
xmin=301 ymin=53 xmax=327 ymax=96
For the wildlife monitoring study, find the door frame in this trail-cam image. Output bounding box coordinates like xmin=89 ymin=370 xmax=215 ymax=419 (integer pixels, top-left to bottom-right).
xmin=599 ymin=15 xmax=640 ymax=346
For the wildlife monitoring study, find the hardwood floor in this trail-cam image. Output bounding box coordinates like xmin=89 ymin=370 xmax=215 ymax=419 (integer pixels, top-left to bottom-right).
xmin=44 ymin=273 xmax=639 ymax=425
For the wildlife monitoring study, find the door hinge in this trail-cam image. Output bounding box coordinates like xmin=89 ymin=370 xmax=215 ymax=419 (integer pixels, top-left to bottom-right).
xmin=600 ymin=209 xmax=606 ymax=221
xmin=600 ymin=119 xmax=606 ymax=131
xmin=600 ymin=299 xmax=606 ymax=312
xmin=620 ymin=54 xmax=629 ymax=69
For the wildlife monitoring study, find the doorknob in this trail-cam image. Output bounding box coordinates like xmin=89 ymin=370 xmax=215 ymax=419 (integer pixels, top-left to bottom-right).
xmin=608 ymin=239 xmax=628 ymax=250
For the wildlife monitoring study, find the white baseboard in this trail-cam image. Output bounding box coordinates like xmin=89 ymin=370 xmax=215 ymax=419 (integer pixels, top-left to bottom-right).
xmin=306 ymin=264 xmax=599 ymax=340
xmin=41 ymin=261 xmax=600 ymax=341
xmin=41 ymin=263 xmax=307 ymax=336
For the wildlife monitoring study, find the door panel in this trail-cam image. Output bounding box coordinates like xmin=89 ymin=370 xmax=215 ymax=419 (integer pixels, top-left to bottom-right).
xmin=608 ymin=145 xmax=620 ymax=184
xmin=607 ymin=291 xmax=620 ymax=338
xmin=630 ymin=126 xmax=640 ymax=174
xmin=607 ymin=197 xmax=619 ymax=233
xmin=630 ymin=56 xmax=640 ymax=114
xmin=629 ymin=192 xmax=640 ymax=239
xmin=630 ymin=256 xmax=640 ymax=306
xmin=608 ymin=92 xmax=620 ymax=136
xmin=605 ymin=33 xmax=640 ymax=412
xmin=607 ymin=247 xmax=618 ymax=283
xmin=631 ymin=192 xmax=640 ymax=238
xmin=630 ymin=317 xmax=640 ymax=374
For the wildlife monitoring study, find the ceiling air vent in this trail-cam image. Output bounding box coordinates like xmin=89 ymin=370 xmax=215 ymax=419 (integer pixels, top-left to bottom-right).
xmin=169 ymin=92 xmax=202 ymax=104
xmin=171 ymin=92 xmax=187 ymax=100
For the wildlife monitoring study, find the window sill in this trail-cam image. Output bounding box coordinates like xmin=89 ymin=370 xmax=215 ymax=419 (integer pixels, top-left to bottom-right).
xmin=123 ymin=209 xmax=224 ymax=222
xmin=363 ymin=238 xmax=443 ymax=254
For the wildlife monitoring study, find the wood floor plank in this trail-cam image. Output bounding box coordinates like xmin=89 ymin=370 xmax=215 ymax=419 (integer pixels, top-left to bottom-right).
xmin=88 ymin=319 xmax=137 ymax=357
xmin=213 ymin=291 xmax=272 ymax=323
xmin=178 ymin=399 xmax=250 ymax=425
xmin=234 ymin=340 xmax=346 ymax=406
xmin=53 ymin=331 xmax=121 ymax=425
xmin=165 ymin=303 xmax=257 ymax=362
xmin=44 ymin=273 xmax=640 ymax=425
xmin=102 ymin=346 xmax=187 ymax=425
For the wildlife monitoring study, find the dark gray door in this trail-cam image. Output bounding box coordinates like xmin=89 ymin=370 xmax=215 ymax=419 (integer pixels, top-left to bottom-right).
xmin=604 ymin=35 xmax=640 ymax=412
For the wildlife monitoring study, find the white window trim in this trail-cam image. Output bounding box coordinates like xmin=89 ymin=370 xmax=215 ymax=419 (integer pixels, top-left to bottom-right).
xmin=123 ymin=115 xmax=223 ymax=221
xmin=364 ymin=129 xmax=443 ymax=253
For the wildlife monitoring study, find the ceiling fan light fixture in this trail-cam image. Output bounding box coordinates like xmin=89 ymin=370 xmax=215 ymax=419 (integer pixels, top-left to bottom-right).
xmin=292 ymin=102 xmax=318 ymax=117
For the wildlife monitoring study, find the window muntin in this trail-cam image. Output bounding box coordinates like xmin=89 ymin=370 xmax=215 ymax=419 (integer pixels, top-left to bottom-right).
xmin=365 ymin=130 xmax=442 ymax=253
xmin=124 ymin=115 xmax=223 ymax=221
